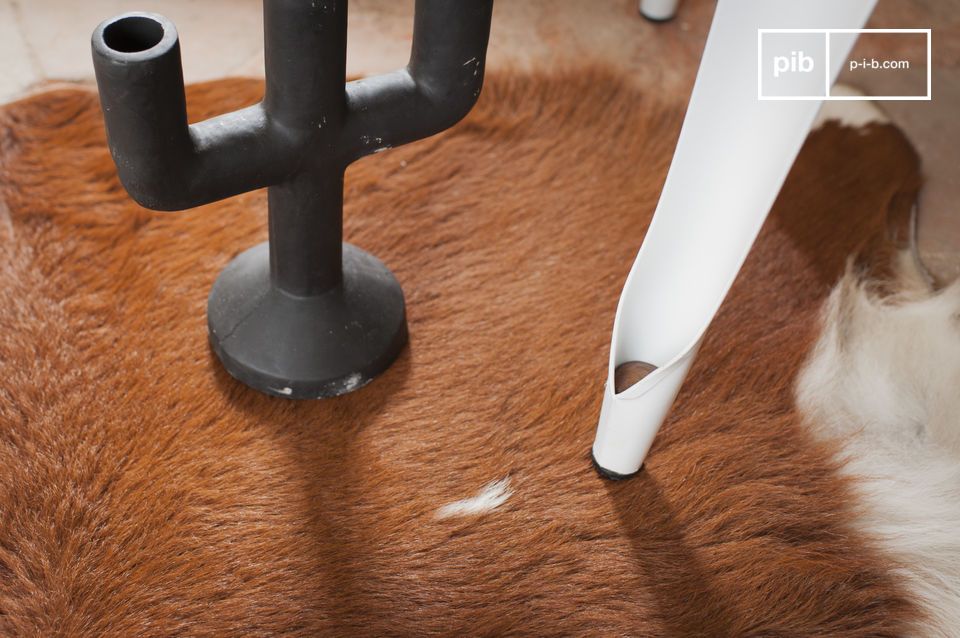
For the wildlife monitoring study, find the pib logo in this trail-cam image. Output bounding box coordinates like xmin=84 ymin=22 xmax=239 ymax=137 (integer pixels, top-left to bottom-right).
xmin=772 ymin=50 xmax=815 ymax=78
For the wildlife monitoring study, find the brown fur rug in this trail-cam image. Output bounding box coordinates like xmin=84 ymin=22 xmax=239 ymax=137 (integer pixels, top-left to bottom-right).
xmin=0 ymin=69 xmax=923 ymax=636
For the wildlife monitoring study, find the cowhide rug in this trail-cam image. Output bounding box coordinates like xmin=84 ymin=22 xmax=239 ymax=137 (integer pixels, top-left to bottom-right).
xmin=1 ymin=69 xmax=957 ymax=636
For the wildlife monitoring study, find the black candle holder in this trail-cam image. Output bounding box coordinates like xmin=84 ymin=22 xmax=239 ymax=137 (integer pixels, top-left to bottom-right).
xmin=91 ymin=1 xmax=494 ymax=398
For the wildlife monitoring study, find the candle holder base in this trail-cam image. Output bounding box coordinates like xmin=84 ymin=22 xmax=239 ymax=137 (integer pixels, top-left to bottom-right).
xmin=207 ymin=242 xmax=408 ymax=399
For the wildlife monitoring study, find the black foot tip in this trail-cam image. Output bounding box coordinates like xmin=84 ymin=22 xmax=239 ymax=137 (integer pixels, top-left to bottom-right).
xmin=591 ymin=450 xmax=641 ymax=480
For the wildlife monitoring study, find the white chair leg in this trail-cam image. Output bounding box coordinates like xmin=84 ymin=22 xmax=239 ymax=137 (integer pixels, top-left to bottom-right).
xmin=639 ymin=0 xmax=680 ymax=22
xmin=593 ymin=0 xmax=878 ymax=478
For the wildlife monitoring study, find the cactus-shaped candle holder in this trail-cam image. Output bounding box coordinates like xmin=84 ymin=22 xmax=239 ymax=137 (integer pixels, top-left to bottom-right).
xmin=92 ymin=0 xmax=493 ymax=398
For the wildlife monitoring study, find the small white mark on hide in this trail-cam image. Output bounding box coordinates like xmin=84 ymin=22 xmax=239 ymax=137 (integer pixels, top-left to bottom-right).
xmin=812 ymin=83 xmax=890 ymax=131
xmin=436 ymin=477 xmax=512 ymax=519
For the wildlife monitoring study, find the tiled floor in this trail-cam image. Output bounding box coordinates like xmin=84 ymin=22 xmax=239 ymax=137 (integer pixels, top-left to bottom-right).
xmin=2 ymin=0 xmax=957 ymax=281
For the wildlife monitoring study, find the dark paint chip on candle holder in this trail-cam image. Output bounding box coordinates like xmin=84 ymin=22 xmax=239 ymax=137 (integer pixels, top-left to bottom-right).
xmin=91 ymin=1 xmax=493 ymax=399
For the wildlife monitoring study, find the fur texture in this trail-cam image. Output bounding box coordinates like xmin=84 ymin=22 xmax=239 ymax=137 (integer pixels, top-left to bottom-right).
xmin=0 ymin=70 xmax=929 ymax=636
xmin=798 ymin=259 xmax=960 ymax=637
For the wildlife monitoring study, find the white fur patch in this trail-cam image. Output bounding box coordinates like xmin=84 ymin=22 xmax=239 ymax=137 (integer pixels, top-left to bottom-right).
xmin=436 ymin=478 xmax=512 ymax=519
xmin=812 ymin=83 xmax=890 ymax=130
xmin=797 ymin=261 xmax=960 ymax=636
